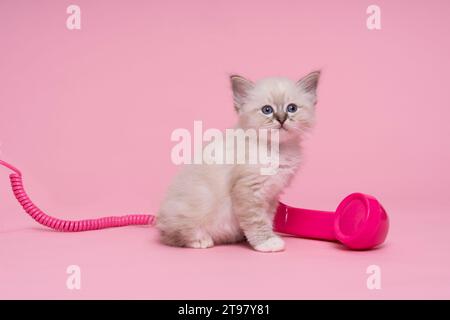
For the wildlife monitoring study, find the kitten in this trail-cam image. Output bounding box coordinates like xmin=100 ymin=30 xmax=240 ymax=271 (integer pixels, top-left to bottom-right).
xmin=156 ymin=71 xmax=320 ymax=252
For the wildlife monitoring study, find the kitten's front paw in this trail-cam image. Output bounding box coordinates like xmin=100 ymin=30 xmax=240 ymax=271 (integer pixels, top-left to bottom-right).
xmin=187 ymin=237 xmax=214 ymax=249
xmin=254 ymin=237 xmax=285 ymax=253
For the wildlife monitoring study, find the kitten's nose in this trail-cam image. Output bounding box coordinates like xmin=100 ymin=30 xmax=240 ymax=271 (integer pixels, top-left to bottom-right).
xmin=275 ymin=112 xmax=287 ymax=125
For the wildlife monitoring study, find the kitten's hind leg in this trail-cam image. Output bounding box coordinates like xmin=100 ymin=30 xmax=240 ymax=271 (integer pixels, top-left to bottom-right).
xmin=186 ymin=230 xmax=214 ymax=249
xmin=158 ymin=226 xmax=214 ymax=249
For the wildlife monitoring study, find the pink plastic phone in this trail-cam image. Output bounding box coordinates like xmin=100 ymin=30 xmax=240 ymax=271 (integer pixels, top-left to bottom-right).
xmin=274 ymin=193 xmax=389 ymax=250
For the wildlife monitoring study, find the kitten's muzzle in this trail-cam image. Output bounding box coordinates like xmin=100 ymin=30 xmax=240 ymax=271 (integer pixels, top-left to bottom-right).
xmin=274 ymin=112 xmax=287 ymax=125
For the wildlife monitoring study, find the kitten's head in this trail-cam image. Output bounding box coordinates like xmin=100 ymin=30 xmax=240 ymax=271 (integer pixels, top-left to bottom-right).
xmin=230 ymin=71 xmax=320 ymax=142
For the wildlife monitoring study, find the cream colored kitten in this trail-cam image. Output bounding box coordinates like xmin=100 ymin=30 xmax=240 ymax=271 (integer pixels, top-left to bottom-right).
xmin=156 ymin=71 xmax=320 ymax=252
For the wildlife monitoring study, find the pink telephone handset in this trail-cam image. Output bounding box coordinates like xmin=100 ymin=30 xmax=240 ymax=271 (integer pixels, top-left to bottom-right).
xmin=0 ymin=159 xmax=389 ymax=250
xmin=274 ymin=193 xmax=389 ymax=250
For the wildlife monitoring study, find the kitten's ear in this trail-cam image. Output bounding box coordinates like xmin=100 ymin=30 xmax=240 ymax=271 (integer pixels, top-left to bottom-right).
xmin=297 ymin=70 xmax=321 ymax=103
xmin=230 ymin=75 xmax=254 ymax=111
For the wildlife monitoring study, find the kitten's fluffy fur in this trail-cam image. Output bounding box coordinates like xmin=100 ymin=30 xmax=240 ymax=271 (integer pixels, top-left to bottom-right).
xmin=156 ymin=71 xmax=320 ymax=252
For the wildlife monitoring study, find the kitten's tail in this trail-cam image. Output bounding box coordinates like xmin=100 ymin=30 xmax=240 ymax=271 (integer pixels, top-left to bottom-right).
xmin=0 ymin=159 xmax=156 ymax=232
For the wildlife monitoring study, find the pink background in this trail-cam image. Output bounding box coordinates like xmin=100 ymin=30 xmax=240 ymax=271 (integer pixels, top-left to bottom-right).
xmin=1 ymin=0 xmax=450 ymax=299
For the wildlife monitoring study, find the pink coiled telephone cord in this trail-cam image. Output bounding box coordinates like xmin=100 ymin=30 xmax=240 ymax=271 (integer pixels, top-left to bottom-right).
xmin=0 ymin=160 xmax=155 ymax=231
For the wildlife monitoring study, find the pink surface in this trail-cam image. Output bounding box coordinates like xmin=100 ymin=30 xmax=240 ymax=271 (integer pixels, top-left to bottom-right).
xmin=1 ymin=0 xmax=450 ymax=299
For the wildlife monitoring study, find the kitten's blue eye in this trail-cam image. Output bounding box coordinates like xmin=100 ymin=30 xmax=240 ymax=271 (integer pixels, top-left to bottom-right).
xmin=287 ymin=103 xmax=298 ymax=113
xmin=261 ymin=105 xmax=274 ymax=115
